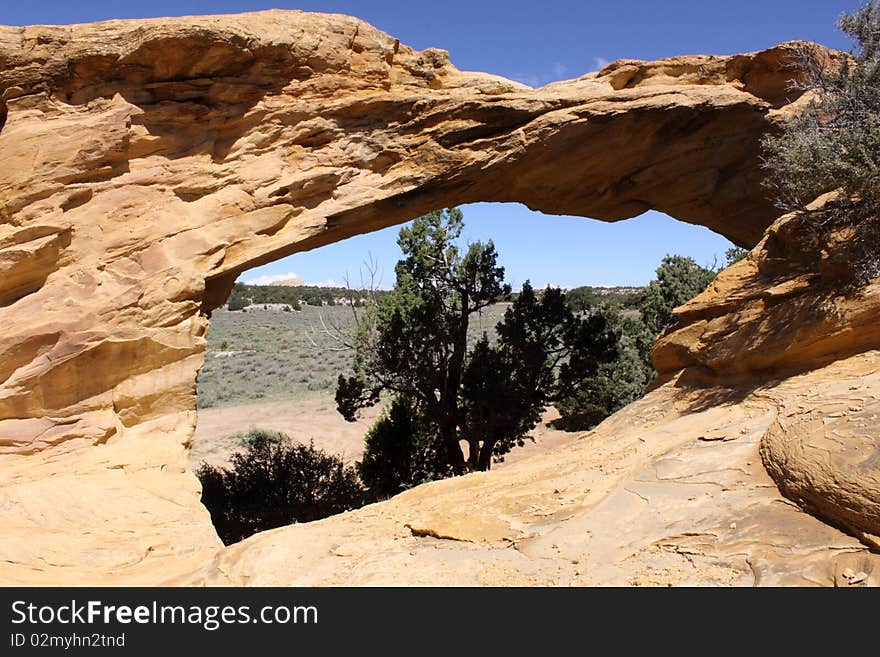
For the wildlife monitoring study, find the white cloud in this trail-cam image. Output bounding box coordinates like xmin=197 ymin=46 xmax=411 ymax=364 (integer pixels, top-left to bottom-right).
xmin=552 ymin=62 xmax=568 ymax=79
xmin=241 ymin=271 xmax=302 ymax=286
xmin=594 ymin=57 xmax=611 ymax=71
xmin=304 ymin=279 xmax=340 ymax=288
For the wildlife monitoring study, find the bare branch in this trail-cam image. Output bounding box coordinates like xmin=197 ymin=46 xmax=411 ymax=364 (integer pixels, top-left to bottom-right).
xmin=306 ymin=253 xmax=383 ymax=354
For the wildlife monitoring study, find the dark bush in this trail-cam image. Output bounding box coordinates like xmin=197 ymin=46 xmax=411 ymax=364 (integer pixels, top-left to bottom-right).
xmin=196 ymin=429 xmax=365 ymax=545
xmin=555 ymin=309 xmax=654 ymax=431
xmin=357 ymin=397 xmax=448 ymax=498
xmin=227 ymin=294 xmax=248 ymax=311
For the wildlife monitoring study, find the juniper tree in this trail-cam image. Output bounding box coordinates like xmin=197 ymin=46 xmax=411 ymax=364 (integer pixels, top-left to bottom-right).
xmin=762 ymin=1 xmax=880 ymax=282
xmin=336 ymin=208 xmax=618 ymax=483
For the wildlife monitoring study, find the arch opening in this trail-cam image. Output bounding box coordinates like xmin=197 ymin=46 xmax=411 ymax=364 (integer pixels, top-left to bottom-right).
xmin=193 ymin=201 xmax=736 ymax=543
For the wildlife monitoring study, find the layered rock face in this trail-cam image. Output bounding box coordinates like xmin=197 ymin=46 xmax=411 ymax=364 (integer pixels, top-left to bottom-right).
xmin=655 ymin=197 xmax=880 ymax=551
xmin=0 ymin=10 xmax=877 ymax=585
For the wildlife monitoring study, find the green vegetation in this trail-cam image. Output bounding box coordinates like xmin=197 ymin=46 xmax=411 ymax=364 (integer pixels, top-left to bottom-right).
xmin=336 ymin=208 xmax=620 ymax=487
xmin=762 ymin=1 xmax=880 ymax=282
xmin=639 ymin=255 xmax=716 ymax=337
xmin=196 ymin=429 xmax=364 ymax=545
xmin=555 ymin=254 xmax=719 ymax=431
xmin=197 ymin=305 xmax=358 ymax=408
xmin=227 ymin=282 xmax=392 ymax=310
xmin=565 ymin=286 xmax=642 ymax=313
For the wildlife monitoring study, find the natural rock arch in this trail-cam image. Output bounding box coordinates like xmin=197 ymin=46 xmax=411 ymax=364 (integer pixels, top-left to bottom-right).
xmin=1 ymin=11 xmax=878 ymax=585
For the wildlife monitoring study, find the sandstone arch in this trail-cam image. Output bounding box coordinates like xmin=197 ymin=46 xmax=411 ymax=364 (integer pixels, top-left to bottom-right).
xmin=1 ymin=11 xmax=878 ymax=585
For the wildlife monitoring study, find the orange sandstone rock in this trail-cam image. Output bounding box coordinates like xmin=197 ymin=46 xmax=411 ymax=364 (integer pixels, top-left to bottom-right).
xmin=0 ymin=10 xmax=875 ymax=585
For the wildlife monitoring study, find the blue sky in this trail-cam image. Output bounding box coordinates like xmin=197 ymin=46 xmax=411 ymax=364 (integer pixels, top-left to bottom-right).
xmin=1 ymin=1 xmax=863 ymax=287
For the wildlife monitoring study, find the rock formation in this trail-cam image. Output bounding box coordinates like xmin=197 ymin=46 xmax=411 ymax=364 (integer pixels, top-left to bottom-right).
xmin=0 ymin=10 xmax=876 ymax=585
xmin=656 ymin=194 xmax=880 ymax=552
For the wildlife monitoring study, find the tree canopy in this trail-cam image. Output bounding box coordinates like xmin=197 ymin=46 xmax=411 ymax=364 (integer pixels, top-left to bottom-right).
xmin=762 ymin=1 xmax=880 ymax=282
xmin=336 ymin=208 xmax=619 ymax=490
xmin=639 ymin=255 xmax=716 ymax=336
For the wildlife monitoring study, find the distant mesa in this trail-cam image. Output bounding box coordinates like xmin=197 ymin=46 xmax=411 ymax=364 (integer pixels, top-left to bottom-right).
xmin=269 ymin=276 xmax=304 ymax=287
xmin=241 ymin=275 xmax=305 ymax=286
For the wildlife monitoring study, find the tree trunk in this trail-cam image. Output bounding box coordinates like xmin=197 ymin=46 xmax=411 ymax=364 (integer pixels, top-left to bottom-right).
xmin=442 ymin=421 xmax=466 ymax=474
xmin=477 ymin=440 xmax=495 ymax=471
xmin=467 ymin=439 xmax=480 ymax=470
xmin=438 ymin=299 xmax=471 ymax=475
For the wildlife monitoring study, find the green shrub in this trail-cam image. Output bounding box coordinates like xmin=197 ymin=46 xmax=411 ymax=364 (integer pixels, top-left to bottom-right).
xmin=639 ymin=255 xmax=715 ymax=336
xmin=556 ymin=309 xmax=654 ymax=431
xmin=227 ymin=295 xmax=248 ymax=311
xmin=762 ymin=1 xmax=880 ymax=282
xmin=357 ymin=397 xmax=449 ymax=498
xmin=565 ymin=286 xmax=600 ymax=313
xmin=196 ymin=429 xmax=364 ymax=545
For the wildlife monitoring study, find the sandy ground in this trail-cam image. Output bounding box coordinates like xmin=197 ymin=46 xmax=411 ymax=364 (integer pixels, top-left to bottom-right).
xmin=191 ymin=396 xmax=577 ymax=471
xmin=191 ymin=396 xmax=384 ymax=468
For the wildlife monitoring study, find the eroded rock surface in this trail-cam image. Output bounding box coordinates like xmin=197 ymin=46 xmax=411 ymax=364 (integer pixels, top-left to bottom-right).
xmin=0 ymin=10 xmax=876 ymax=585
xmin=654 ymin=196 xmax=880 ymax=548
xmin=191 ymin=353 xmax=880 ymax=587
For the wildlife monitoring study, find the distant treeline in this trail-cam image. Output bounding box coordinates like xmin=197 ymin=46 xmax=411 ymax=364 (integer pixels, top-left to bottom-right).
xmin=227 ymin=283 xmax=391 ymax=310
xmin=564 ymin=286 xmax=643 ymax=312
xmin=227 ymin=282 xmax=643 ymax=312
